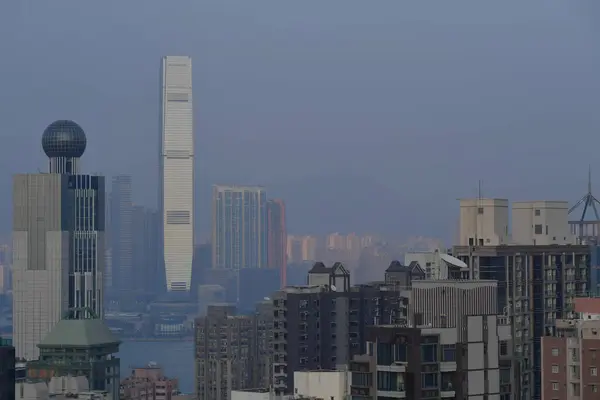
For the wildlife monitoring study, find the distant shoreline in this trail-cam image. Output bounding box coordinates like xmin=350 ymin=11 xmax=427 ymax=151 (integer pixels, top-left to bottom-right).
xmin=119 ymin=337 xmax=193 ymax=342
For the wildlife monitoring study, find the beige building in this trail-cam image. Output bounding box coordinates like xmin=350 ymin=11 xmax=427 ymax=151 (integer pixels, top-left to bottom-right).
xmin=512 ymin=200 xmax=574 ymax=245
xmin=458 ymin=198 xmax=509 ymax=246
xmin=286 ymin=236 xmax=317 ymax=263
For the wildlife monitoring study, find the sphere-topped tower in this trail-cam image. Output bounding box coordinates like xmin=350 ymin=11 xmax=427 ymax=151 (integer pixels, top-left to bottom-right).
xmin=42 ymin=120 xmax=87 ymax=174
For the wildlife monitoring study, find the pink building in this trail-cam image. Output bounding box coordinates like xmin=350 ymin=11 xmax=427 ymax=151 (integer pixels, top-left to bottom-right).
xmin=120 ymin=364 xmax=179 ymax=400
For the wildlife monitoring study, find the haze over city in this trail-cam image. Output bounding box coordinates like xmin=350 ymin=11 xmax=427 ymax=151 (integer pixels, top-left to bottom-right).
xmin=2 ymin=1 xmax=600 ymax=242
xmin=4 ymin=2 xmax=600 ymax=400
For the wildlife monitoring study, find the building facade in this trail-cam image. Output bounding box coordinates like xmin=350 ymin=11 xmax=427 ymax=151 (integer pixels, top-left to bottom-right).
xmin=160 ymin=55 xmax=194 ymax=292
xmin=349 ymin=316 xmax=510 ymax=400
xmin=512 ymin=201 xmax=573 ymax=246
xmin=110 ymin=175 xmax=133 ymax=301
xmin=541 ymin=298 xmax=600 ymax=399
xmin=458 ymin=198 xmax=509 ymax=246
xmin=120 ymin=364 xmax=178 ymax=400
xmin=266 ymin=199 xmax=287 ymax=286
xmin=212 ymin=185 xmax=268 ymax=270
xmin=13 ymin=120 xmax=105 ymax=360
xmin=195 ymin=305 xmax=254 ymax=400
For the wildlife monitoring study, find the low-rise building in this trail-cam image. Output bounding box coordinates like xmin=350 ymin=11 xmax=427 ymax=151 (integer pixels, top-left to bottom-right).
xmin=16 ymin=375 xmax=109 ymax=400
xmin=120 ymin=363 xmax=178 ymax=400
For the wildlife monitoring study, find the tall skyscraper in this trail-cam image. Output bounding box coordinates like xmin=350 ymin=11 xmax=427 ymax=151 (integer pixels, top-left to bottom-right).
xmin=159 ymin=56 xmax=194 ymax=292
xmin=266 ymin=199 xmax=287 ymax=286
xmin=110 ymin=175 xmax=133 ymax=301
xmin=132 ymin=206 xmax=161 ymax=297
xmin=13 ymin=120 xmax=105 ymax=360
xmin=212 ymin=185 xmax=267 ymax=270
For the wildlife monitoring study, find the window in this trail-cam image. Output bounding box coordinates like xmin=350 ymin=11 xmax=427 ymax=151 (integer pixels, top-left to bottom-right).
xmin=552 ymin=348 xmax=559 ymax=356
xmin=500 ymin=341 xmax=508 ymax=356
xmin=552 ymin=382 xmax=559 ymax=391
xmin=552 ymin=365 xmax=559 ymax=374
xmin=535 ymin=224 xmax=543 ymax=235
xmin=591 ymin=367 xmax=598 ymax=376
xmin=421 ymin=372 xmax=438 ymax=388
xmin=478 ymin=207 xmax=484 ymax=214
xmin=442 ymin=344 xmax=456 ymax=362
xmin=592 ymin=385 xmax=598 ymax=393
xmin=535 ymin=209 xmax=541 ymax=216
xmin=421 ymin=344 xmax=438 ymax=363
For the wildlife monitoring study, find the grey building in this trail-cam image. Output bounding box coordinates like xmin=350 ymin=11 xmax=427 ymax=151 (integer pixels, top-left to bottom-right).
xmin=453 ymin=244 xmax=590 ymax=400
xmin=110 ymin=175 xmax=133 ymax=303
xmin=195 ymin=304 xmax=254 ymax=400
xmin=272 ymin=262 xmax=409 ymax=394
xmin=350 ymin=315 xmax=511 ymax=400
xmin=12 ymin=120 xmax=105 ymax=360
xmin=132 ymin=205 xmax=161 ymax=299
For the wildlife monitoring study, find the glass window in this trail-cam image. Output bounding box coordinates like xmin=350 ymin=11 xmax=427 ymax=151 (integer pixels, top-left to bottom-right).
xmin=421 ymin=344 xmax=437 ymax=363
xmin=395 ymin=343 xmax=407 ymax=363
xmin=421 ymin=372 xmax=438 ymax=388
xmin=442 ymin=344 xmax=455 ymax=362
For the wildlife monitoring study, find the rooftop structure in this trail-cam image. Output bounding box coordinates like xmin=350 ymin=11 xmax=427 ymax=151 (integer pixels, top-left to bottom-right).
xmin=27 ymin=311 xmax=120 ymax=400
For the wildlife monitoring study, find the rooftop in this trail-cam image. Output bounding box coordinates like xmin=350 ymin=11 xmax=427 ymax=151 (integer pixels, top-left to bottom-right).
xmin=39 ymin=318 xmax=120 ymax=348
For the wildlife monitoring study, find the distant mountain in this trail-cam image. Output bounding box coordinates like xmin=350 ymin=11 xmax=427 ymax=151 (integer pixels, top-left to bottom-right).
xmin=267 ymin=175 xmax=422 ymax=236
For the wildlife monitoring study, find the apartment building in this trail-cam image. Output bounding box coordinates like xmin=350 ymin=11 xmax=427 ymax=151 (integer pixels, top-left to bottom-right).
xmin=350 ymin=315 xmax=511 ymax=400
xmin=120 ymin=363 xmax=179 ymax=400
xmin=195 ymin=304 xmax=254 ymax=400
xmin=541 ymin=298 xmax=600 ymax=399
xmin=272 ymin=262 xmax=411 ymax=394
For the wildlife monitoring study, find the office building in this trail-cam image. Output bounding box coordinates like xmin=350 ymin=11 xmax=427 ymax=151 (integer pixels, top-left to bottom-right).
xmin=458 ymin=198 xmax=509 ymax=246
xmin=267 ymin=199 xmax=287 ymax=285
xmin=212 ymin=185 xmax=268 ymax=270
xmin=541 ymin=298 xmax=600 ymax=399
xmin=512 ymin=200 xmax=574 ymax=245
xmin=13 ymin=120 xmax=105 ymax=360
xmin=0 ymin=336 xmax=15 ymax=400
xmin=27 ymin=314 xmax=121 ymax=399
xmin=132 ymin=206 xmax=161 ymax=298
xmin=110 ymin=175 xmax=133 ymax=300
xmin=160 ymin=55 xmax=194 ymax=292
xmin=349 ymin=315 xmax=511 ymax=400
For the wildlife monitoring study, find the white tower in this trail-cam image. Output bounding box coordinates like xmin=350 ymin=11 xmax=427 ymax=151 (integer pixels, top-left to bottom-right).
xmin=159 ymin=56 xmax=194 ymax=292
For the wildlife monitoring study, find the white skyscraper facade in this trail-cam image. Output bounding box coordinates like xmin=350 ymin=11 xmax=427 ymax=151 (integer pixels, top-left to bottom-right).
xmin=159 ymin=56 xmax=194 ymax=292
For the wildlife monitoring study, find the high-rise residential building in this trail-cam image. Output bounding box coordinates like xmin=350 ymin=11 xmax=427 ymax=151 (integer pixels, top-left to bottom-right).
xmin=266 ymin=199 xmax=287 ymax=286
xmin=12 ymin=120 xmax=105 ymax=360
xmin=110 ymin=175 xmax=133 ymax=301
xmin=349 ymin=315 xmax=511 ymax=400
xmin=212 ymin=185 xmax=267 ymax=270
xmin=272 ymin=262 xmax=408 ymax=394
xmin=286 ymin=235 xmax=317 ymax=263
xmin=159 ymin=55 xmax=194 ymax=292
xmin=195 ymin=304 xmax=254 ymax=400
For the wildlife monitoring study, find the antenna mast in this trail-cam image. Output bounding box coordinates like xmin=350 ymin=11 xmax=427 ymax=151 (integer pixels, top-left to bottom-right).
xmin=568 ymin=166 xmax=600 ymax=243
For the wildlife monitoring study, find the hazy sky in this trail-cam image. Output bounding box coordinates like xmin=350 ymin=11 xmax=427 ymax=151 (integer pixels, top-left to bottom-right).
xmin=1 ymin=1 xmax=600 ymax=242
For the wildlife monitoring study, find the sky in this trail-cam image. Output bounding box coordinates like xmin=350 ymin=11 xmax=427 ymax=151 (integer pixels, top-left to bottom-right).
xmin=1 ymin=1 xmax=600 ymax=243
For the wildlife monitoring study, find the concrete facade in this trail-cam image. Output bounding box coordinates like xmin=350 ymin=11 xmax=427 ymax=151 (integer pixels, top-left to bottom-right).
xmin=12 ymin=174 xmax=70 ymax=361
xmin=293 ymin=370 xmax=348 ymax=400
xmin=512 ymin=201 xmax=573 ymax=246
xmin=459 ymin=198 xmax=509 ymax=246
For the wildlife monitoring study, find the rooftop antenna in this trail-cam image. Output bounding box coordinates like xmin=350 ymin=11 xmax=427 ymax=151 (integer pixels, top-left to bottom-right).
xmin=568 ymin=166 xmax=600 ymax=243
xmin=569 ymin=165 xmax=600 ymax=221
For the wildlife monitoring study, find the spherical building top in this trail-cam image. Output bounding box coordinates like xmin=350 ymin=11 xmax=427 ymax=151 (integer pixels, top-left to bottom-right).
xmin=42 ymin=120 xmax=87 ymax=158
